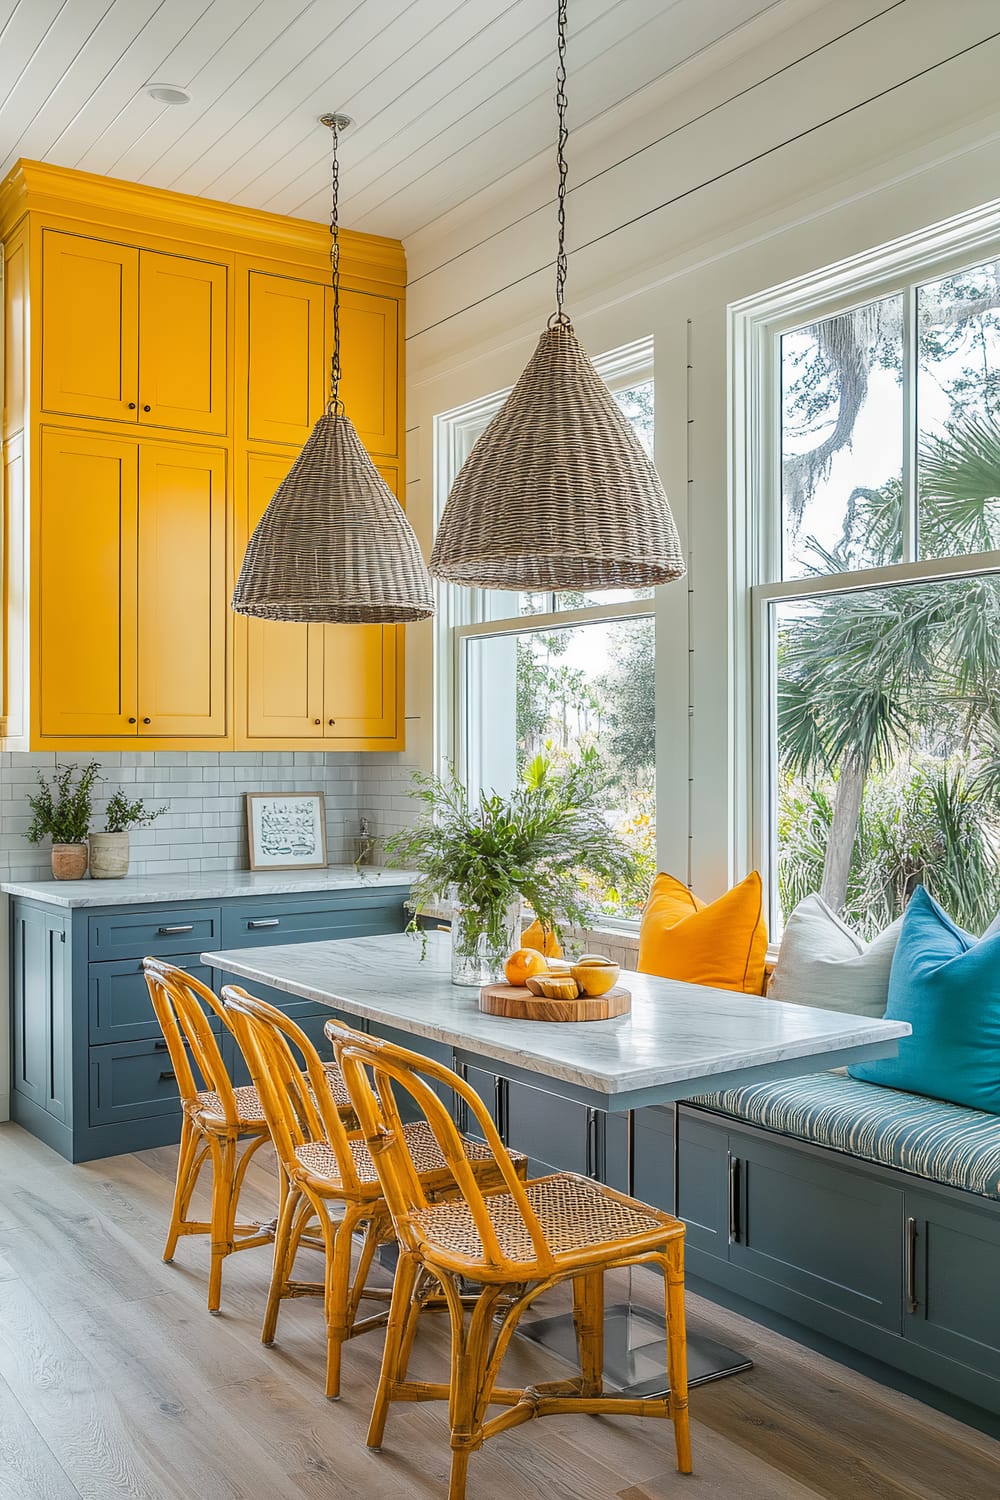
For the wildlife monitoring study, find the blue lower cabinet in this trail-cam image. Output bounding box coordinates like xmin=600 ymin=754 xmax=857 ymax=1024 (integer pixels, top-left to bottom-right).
xmin=8 ymin=885 xmax=408 ymax=1163
xmin=505 ymin=1077 xmax=592 ymax=1178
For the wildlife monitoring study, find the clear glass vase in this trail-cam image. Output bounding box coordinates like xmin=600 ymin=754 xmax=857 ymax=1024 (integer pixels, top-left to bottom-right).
xmin=449 ymin=887 xmax=522 ymax=987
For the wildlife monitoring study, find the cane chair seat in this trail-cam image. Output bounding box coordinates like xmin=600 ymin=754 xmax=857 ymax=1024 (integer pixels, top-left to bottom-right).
xmin=412 ymin=1172 xmax=676 ymax=1271
xmin=195 ymin=1062 xmax=351 ymax=1130
xmin=294 ymin=1122 xmax=526 ymax=1191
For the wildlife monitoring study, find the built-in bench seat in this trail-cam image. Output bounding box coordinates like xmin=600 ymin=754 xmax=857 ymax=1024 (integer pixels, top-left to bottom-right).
xmin=692 ymin=1072 xmax=1000 ymax=1201
xmin=674 ymin=1072 xmax=1000 ymax=1431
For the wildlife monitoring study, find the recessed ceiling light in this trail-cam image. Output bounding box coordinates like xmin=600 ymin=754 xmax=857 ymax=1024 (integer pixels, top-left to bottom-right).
xmin=145 ymin=83 xmax=191 ymax=105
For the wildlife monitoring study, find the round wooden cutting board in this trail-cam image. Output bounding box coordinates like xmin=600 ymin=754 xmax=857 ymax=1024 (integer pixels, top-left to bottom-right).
xmin=479 ymin=982 xmax=631 ymax=1022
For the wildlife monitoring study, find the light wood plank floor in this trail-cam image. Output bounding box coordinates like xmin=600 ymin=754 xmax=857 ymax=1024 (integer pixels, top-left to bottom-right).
xmin=0 ymin=1122 xmax=997 ymax=1500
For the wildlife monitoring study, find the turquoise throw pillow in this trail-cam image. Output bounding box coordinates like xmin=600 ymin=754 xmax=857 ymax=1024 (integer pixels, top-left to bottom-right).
xmin=849 ymin=886 xmax=1000 ymax=1112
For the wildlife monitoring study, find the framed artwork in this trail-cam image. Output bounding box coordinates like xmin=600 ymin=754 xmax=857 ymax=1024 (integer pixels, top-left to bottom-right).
xmin=246 ymin=792 xmax=327 ymax=870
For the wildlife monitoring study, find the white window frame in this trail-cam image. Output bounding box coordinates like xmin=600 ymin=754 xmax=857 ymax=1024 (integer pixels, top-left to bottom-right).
xmin=432 ymin=336 xmax=656 ymax=927
xmin=731 ymin=197 xmax=1000 ymax=928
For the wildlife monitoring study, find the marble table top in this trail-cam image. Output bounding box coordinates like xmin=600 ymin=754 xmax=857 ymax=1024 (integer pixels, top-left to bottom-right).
xmin=203 ymin=930 xmax=910 ymax=1111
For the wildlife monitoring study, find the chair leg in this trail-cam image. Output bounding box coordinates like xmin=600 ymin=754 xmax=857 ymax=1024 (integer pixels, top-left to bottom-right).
xmin=446 ymin=1280 xmax=504 ymax=1500
xmin=663 ymin=1243 xmax=692 ymax=1475
xmin=324 ymin=1202 xmax=364 ymax=1400
xmin=367 ymin=1250 xmax=419 ymax=1451
xmin=572 ymin=1269 xmax=605 ymax=1396
xmin=163 ymin=1113 xmax=200 ymax=1263
xmin=261 ymin=1181 xmax=306 ymax=1346
xmin=207 ymin=1133 xmax=239 ymax=1315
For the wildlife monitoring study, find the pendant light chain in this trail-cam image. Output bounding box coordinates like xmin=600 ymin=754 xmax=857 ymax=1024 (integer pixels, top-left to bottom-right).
xmin=553 ymin=0 xmax=570 ymax=326
xmin=327 ymin=116 xmax=343 ymax=412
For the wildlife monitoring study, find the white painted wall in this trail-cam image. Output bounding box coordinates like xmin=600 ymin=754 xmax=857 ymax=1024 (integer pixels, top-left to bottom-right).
xmin=399 ymin=0 xmax=1000 ymax=900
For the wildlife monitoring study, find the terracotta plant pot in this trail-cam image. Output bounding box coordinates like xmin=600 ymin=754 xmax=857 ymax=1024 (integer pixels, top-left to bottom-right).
xmin=51 ymin=842 xmax=88 ymax=881
xmin=89 ymin=831 xmax=130 ymax=879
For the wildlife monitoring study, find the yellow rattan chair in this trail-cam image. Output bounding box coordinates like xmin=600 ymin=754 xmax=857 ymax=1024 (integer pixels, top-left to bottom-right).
xmin=142 ymin=959 xmax=352 ymax=1315
xmin=221 ymin=986 xmax=528 ymax=1401
xmin=332 ymin=1026 xmax=692 ymax=1500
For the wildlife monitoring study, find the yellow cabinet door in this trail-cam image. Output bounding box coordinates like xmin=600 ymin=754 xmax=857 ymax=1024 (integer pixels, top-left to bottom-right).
xmin=247 ymin=271 xmax=326 ymax=445
xmin=242 ymin=451 xmax=324 ymax=738
xmin=138 ymin=252 xmax=228 ymax=435
xmin=322 ymin=622 xmax=399 ymax=741
xmin=137 ymin=443 xmax=227 ymax=738
xmin=37 ymin=429 xmax=138 ymax=736
xmin=41 ymin=232 xmax=139 ymax=423
xmin=335 ymin=288 xmax=398 ymax=456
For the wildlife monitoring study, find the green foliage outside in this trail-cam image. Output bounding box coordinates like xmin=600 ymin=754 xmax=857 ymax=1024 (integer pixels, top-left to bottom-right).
xmin=778 ymin=259 xmax=1000 ymax=933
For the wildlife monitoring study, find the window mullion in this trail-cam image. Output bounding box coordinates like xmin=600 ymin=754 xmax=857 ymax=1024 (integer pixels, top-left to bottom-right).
xmin=901 ymin=282 xmax=919 ymax=562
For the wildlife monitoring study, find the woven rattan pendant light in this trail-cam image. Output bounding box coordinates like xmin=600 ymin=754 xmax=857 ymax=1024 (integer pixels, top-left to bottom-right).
xmin=233 ymin=115 xmax=434 ymax=624
xmin=430 ymin=2 xmax=684 ymax=592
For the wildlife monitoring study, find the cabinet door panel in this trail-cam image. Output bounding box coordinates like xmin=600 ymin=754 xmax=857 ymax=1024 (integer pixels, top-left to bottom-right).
xmin=42 ymin=231 xmax=138 ymax=422
xmin=38 ymin=429 xmax=138 ymax=736
xmin=322 ymin=622 xmax=398 ymax=740
xmin=242 ymin=451 xmax=323 ymax=737
xmin=505 ymin=1078 xmax=590 ymax=1177
xmin=247 ymin=272 xmax=325 ymax=445
xmin=337 ymin=288 xmax=398 ymax=455
xmin=905 ymin=1188 xmax=1000 ymax=1382
xmin=139 ymin=252 xmax=227 ymax=435
xmin=731 ymin=1130 xmax=903 ymax=1332
xmin=676 ymin=1108 xmax=730 ymax=1258
xmin=137 ymin=443 xmax=227 ymax=737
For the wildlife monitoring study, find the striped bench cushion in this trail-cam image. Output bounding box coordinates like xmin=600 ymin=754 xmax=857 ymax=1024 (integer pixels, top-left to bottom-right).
xmin=691 ymin=1074 xmax=1000 ymax=1201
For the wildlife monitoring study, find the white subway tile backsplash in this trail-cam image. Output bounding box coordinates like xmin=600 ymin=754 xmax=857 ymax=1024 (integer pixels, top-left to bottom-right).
xmin=0 ymin=751 xmax=368 ymax=881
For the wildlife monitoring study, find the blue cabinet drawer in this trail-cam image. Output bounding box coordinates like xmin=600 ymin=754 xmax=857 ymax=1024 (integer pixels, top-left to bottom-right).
xmin=89 ymin=907 xmax=222 ymax=962
xmin=89 ymin=956 xmax=219 ymax=1044
xmin=220 ymin=896 xmax=405 ymax=948
xmin=89 ymin=1037 xmax=199 ymax=1126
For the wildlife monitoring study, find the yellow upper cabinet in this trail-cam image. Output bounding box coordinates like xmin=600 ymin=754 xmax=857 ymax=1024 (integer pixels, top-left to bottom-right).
xmin=137 ymin=443 xmax=228 ymax=737
xmin=37 ymin=427 xmax=139 ymax=738
xmin=247 ymin=271 xmax=326 ymax=446
xmin=337 ymin=289 xmax=398 ymax=456
xmin=41 ymin=230 xmax=228 ymax=435
xmin=138 ymin=252 xmax=228 ymax=435
xmin=248 ymin=273 xmax=399 ymax=457
xmin=0 ymin=159 xmax=405 ymax=751
xmin=41 ymin=233 xmax=139 ymax=425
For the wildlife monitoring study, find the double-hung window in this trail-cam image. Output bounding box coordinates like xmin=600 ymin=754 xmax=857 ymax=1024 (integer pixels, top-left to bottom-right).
xmin=435 ymin=338 xmax=657 ymax=921
xmin=741 ymin=222 xmax=1000 ymax=938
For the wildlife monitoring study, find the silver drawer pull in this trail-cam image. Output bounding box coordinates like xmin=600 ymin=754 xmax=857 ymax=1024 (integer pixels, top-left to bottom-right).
xmin=248 ymin=918 xmax=280 ymax=929
xmin=157 ymin=924 xmax=194 ymax=935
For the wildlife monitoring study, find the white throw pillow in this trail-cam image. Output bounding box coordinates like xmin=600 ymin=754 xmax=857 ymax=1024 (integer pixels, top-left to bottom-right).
xmin=769 ymin=894 xmax=902 ymax=1018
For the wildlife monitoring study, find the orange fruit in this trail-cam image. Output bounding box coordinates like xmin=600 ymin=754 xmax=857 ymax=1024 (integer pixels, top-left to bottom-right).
xmin=504 ymin=947 xmax=549 ymax=986
xmin=521 ymin=918 xmax=563 ymax=957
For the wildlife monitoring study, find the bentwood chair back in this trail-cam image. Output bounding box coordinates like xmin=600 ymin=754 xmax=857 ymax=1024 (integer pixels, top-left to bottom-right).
xmin=332 ymin=1026 xmax=692 ymax=1500
xmin=142 ymin=959 xmax=274 ymax=1313
xmin=221 ymin=986 xmax=395 ymax=1397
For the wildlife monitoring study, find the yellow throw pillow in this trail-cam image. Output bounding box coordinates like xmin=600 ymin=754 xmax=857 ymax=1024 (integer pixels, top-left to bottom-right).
xmin=638 ymin=871 xmax=768 ymax=995
xmin=521 ymin=918 xmax=563 ymax=957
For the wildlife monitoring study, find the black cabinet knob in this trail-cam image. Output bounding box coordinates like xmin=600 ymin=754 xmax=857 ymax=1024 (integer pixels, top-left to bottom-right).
xmin=127 ymin=716 xmax=136 ymax=724
xmin=313 ymin=718 xmax=321 ymax=725
xmin=328 ymin=718 xmax=335 ymax=726
xmin=142 ymin=717 xmax=151 ymax=725
xmin=127 ymin=401 xmax=136 ymax=410
xmin=142 ymin=404 xmax=151 ymax=412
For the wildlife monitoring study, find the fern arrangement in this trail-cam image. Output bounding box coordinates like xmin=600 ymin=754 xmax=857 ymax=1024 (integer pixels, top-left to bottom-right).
xmin=387 ymin=750 xmax=641 ymax=958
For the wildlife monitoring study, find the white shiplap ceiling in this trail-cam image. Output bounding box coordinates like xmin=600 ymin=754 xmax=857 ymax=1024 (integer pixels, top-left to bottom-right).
xmin=0 ymin=0 xmax=793 ymax=240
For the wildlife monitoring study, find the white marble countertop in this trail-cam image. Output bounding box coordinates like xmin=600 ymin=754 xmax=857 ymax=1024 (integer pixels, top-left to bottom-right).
xmin=1 ymin=866 xmax=415 ymax=909
xmin=203 ymin=930 xmax=910 ymax=1109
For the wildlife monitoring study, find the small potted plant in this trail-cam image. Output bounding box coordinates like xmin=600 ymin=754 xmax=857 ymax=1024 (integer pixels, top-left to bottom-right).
xmin=89 ymin=791 xmax=167 ymax=879
xmin=26 ymin=761 xmax=100 ymax=880
xmin=387 ymin=749 xmax=641 ymax=986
